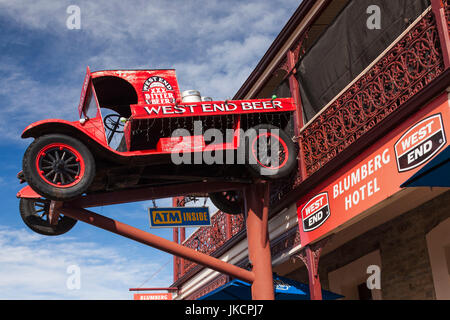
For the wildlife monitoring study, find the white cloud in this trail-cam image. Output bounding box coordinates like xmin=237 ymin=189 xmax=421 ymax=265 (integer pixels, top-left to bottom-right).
xmin=0 ymin=58 xmax=81 ymax=143
xmin=0 ymin=0 xmax=67 ymax=30
xmin=0 ymin=0 xmax=300 ymax=143
xmin=0 ymin=226 xmax=172 ymax=299
xmin=0 ymin=0 xmax=295 ymax=300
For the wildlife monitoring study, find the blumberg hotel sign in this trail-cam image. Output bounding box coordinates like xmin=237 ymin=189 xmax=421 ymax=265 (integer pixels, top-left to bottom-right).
xmin=297 ymin=93 xmax=449 ymax=247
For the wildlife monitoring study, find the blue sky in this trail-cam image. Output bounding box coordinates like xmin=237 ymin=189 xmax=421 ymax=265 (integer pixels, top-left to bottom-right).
xmin=0 ymin=0 xmax=299 ymax=299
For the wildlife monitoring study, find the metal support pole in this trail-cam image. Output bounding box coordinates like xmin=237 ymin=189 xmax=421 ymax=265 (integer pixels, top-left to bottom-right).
xmin=305 ymin=246 xmax=322 ymax=300
xmin=177 ymin=197 xmax=186 ymax=276
xmin=296 ymin=245 xmax=322 ymax=300
xmin=57 ymin=181 xmax=275 ymax=300
xmin=179 ymin=227 xmax=186 ymax=275
xmin=287 ymin=50 xmax=308 ymax=181
xmin=245 ymin=182 xmax=274 ymax=300
xmin=172 ymin=197 xmax=183 ymax=282
xmin=60 ymin=205 xmax=255 ymax=284
xmin=295 ymin=236 xmax=331 ymax=300
xmin=173 ymin=226 xmax=179 ymax=282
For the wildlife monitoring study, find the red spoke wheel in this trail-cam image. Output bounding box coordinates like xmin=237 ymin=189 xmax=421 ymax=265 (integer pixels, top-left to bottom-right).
xmin=209 ymin=190 xmax=243 ymax=215
xmin=23 ymin=134 xmax=95 ymax=201
xmin=36 ymin=143 xmax=85 ymax=188
xmin=246 ymin=124 xmax=297 ymax=180
xmin=19 ymin=198 xmax=77 ymax=236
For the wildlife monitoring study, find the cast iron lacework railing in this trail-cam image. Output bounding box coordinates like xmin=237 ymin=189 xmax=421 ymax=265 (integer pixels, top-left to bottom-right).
xmin=180 ymin=211 xmax=245 ymax=277
xmin=299 ymin=8 xmax=446 ymax=177
xmin=179 ymin=4 xmax=449 ymax=280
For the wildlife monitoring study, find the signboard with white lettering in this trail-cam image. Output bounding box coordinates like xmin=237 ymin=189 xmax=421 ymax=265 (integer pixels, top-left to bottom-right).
xmin=131 ymin=98 xmax=296 ymax=119
xmin=133 ymin=293 xmax=172 ymax=300
xmin=301 ymin=192 xmax=330 ymax=232
xmin=148 ymin=207 xmax=211 ymax=228
xmin=297 ymin=93 xmax=450 ymax=247
xmin=394 ymin=114 xmax=446 ymax=172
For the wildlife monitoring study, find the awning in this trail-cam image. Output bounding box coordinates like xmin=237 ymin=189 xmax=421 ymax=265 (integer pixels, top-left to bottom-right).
xmin=401 ymin=146 xmax=450 ymax=188
xmin=198 ymin=274 xmax=344 ymax=300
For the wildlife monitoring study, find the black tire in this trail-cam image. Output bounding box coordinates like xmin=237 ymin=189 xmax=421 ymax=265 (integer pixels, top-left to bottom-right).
xmin=19 ymin=198 xmax=77 ymax=236
xmin=209 ymin=191 xmax=243 ymax=215
xmin=245 ymin=124 xmax=297 ymax=180
xmin=23 ymin=134 xmax=96 ymax=201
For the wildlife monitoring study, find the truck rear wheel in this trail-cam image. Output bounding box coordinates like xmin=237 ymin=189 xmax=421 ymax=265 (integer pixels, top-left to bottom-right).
xmin=23 ymin=134 xmax=95 ymax=201
xmin=245 ymin=124 xmax=297 ymax=180
xmin=209 ymin=191 xmax=243 ymax=215
xmin=19 ymin=198 xmax=77 ymax=236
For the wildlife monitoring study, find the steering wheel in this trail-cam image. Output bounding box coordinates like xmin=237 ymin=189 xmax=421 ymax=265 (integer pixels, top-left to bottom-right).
xmin=104 ymin=114 xmax=125 ymax=134
xmin=104 ymin=114 xmax=125 ymax=145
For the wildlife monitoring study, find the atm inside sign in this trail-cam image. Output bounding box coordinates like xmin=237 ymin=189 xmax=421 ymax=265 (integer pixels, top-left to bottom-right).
xmin=149 ymin=207 xmax=211 ymax=228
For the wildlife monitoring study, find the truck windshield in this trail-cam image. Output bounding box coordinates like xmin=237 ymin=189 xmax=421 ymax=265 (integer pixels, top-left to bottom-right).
xmin=84 ymin=87 xmax=99 ymax=119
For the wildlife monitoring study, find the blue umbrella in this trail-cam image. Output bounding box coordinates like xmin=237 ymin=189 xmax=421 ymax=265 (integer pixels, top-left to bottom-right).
xmin=198 ymin=274 xmax=343 ymax=300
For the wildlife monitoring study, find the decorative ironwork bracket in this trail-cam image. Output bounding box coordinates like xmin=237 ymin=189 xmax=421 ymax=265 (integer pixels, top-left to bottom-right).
xmin=294 ymin=236 xmax=332 ymax=277
xmin=293 ymin=235 xmax=333 ymax=300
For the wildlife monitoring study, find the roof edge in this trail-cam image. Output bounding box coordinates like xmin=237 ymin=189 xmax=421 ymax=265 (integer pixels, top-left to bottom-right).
xmin=233 ymin=0 xmax=318 ymax=99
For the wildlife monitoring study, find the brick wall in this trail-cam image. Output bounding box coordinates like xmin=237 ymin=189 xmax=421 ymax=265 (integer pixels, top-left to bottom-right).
xmin=286 ymin=190 xmax=450 ymax=300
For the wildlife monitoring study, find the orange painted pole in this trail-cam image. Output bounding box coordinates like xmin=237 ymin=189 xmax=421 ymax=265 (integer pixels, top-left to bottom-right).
xmin=305 ymin=246 xmax=323 ymax=300
xmin=179 ymin=226 xmax=186 ymax=275
xmin=177 ymin=197 xmax=186 ymax=276
xmin=245 ymin=183 xmax=274 ymax=300
xmin=287 ymin=49 xmax=308 ymax=181
xmin=173 ymin=226 xmax=179 ymax=282
xmin=172 ymin=197 xmax=180 ymax=282
xmin=60 ymin=206 xmax=255 ymax=284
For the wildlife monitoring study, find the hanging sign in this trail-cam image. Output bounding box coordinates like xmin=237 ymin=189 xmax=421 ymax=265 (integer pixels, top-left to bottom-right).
xmin=148 ymin=207 xmax=211 ymax=228
xmin=133 ymin=293 xmax=173 ymax=300
xmin=297 ymin=93 xmax=450 ymax=247
xmin=131 ymin=98 xmax=296 ymax=119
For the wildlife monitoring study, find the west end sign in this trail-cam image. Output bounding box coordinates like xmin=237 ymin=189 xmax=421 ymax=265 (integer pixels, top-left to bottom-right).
xmin=297 ymin=93 xmax=449 ymax=247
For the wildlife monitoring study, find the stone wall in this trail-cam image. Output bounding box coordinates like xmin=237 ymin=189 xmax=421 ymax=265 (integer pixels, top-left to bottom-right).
xmin=286 ymin=190 xmax=450 ymax=300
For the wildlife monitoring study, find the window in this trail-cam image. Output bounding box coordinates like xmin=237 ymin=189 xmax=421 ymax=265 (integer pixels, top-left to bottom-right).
xmin=84 ymin=87 xmax=99 ymax=119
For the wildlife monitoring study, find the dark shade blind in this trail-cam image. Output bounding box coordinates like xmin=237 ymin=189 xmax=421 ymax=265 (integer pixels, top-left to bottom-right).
xmin=275 ymin=78 xmax=291 ymax=98
xmin=297 ymin=0 xmax=430 ymax=122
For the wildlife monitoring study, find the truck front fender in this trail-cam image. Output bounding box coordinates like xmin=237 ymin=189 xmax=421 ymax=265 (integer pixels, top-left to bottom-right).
xmin=21 ymin=119 xmax=127 ymax=164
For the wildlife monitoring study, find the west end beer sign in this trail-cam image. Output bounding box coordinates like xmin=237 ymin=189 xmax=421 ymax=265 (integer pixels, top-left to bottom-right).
xmin=131 ymin=98 xmax=295 ymax=119
xmin=297 ymin=93 xmax=450 ymax=247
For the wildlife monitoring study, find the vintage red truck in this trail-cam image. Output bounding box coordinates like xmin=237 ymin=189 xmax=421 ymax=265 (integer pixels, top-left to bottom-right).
xmin=16 ymin=67 xmax=298 ymax=235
